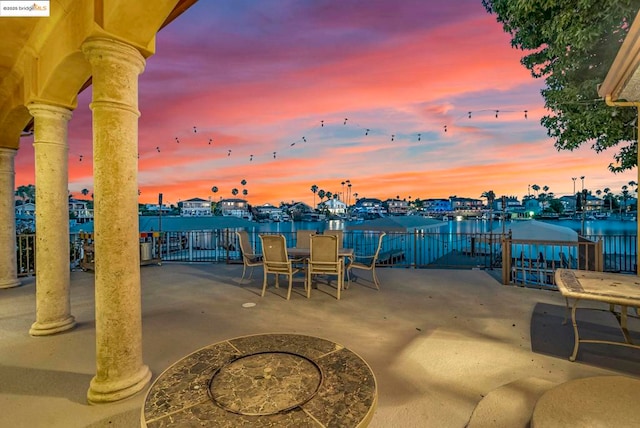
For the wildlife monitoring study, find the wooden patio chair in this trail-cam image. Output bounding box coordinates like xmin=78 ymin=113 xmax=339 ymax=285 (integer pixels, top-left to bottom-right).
xmin=259 ymin=234 xmax=305 ymax=300
xmin=346 ymin=232 xmax=386 ymax=290
xmin=307 ymin=234 xmax=344 ymax=300
xmin=236 ymin=230 xmax=262 ymax=282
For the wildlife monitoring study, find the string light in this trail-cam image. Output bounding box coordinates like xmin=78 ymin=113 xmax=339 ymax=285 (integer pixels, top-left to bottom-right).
xmin=135 ymin=105 xmax=533 ymax=165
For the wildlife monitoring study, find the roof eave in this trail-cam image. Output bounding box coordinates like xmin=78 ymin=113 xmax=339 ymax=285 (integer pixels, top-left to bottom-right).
xmin=599 ymin=10 xmax=640 ymax=102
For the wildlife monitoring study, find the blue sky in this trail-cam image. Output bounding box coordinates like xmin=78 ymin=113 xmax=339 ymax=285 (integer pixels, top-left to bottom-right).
xmin=15 ymin=0 xmax=638 ymax=206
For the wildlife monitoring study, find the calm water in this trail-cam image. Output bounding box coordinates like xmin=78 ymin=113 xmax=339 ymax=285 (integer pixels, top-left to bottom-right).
xmin=251 ymin=218 xmax=638 ymax=236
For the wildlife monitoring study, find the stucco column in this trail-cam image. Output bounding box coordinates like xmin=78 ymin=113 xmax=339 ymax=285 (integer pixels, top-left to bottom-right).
xmin=83 ymin=38 xmax=151 ymax=404
xmin=28 ymin=104 xmax=76 ymax=335
xmin=0 ymin=147 xmax=20 ymax=289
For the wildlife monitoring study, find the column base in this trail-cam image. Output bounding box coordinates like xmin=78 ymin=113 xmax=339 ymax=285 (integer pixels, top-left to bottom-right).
xmin=29 ymin=316 xmax=76 ymax=336
xmin=0 ymin=278 xmax=21 ymax=289
xmin=87 ymin=365 xmax=152 ymax=405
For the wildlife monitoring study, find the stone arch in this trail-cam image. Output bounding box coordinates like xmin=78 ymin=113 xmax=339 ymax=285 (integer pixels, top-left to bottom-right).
xmin=0 ymin=105 xmax=31 ymax=149
xmin=30 ymin=50 xmax=92 ymax=111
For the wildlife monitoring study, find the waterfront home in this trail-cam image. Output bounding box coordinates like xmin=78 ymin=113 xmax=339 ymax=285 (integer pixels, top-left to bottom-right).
xmin=522 ymin=198 xmax=542 ymax=216
xmin=143 ymin=203 xmax=172 ymax=215
xmin=423 ymin=198 xmax=452 ymax=213
xmin=180 ymin=197 xmax=212 ymax=217
xmin=68 ymin=199 xmax=93 ymax=224
xmin=319 ymin=198 xmax=347 ymax=215
xmin=14 ymin=201 xmax=35 ymax=218
xmin=385 ymin=198 xmax=409 ymax=215
xmin=218 ymin=198 xmax=251 ymax=219
xmin=354 ymin=197 xmax=387 ymax=216
xmin=253 ymin=203 xmax=283 ymax=221
xmin=450 ymin=196 xmax=483 ymax=215
xmin=282 ymin=201 xmax=314 ymax=221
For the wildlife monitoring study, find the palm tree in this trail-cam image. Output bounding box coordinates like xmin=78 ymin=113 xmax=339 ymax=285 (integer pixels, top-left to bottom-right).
xmin=242 ymin=189 xmax=248 ymax=196
xmin=347 ymin=181 xmax=352 ymax=206
xmin=232 ymin=188 xmax=239 ymax=196
xmin=629 ymin=181 xmax=638 ymax=197
xmin=595 ymin=189 xmax=602 ymax=212
xmin=341 ymin=181 xmax=345 ymax=201
xmin=241 ymin=179 xmax=247 ymax=186
xmin=603 ymin=187 xmax=611 ymax=212
xmin=211 ymin=186 xmax=218 ymax=194
xmin=311 ymin=184 xmax=318 ymax=208
xmin=81 ymin=188 xmax=90 ymax=198
xmin=480 ymin=190 xmax=496 ymax=228
xmin=621 ymin=185 xmax=630 ymax=215
xmin=317 ymin=189 xmax=326 ymax=210
xmin=326 ymin=191 xmax=333 ymax=201
xmin=481 ymin=190 xmax=495 ymax=209
xmin=531 ymin=184 xmax=540 ymax=197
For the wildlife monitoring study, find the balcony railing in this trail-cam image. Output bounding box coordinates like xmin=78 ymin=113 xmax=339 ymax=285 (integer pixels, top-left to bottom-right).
xmin=15 ymin=230 xmax=635 ymax=289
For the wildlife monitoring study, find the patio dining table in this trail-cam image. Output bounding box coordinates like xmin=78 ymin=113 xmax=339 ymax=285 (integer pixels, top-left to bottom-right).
xmin=555 ymin=268 xmax=640 ymax=362
xmin=287 ymin=247 xmax=354 ymax=260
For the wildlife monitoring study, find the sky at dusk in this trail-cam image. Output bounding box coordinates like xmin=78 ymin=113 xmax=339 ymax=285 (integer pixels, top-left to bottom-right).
xmin=14 ymin=0 xmax=638 ymax=206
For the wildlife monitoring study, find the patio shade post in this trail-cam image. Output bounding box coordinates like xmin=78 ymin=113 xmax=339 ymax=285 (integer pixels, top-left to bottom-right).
xmin=502 ymin=234 xmax=511 ymax=285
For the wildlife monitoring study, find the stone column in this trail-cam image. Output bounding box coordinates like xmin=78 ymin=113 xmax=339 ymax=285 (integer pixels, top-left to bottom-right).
xmin=82 ymin=38 xmax=151 ymax=404
xmin=28 ymin=104 xmax=76 ymax=335
xmin=0 ymin=148 xmax=20 ymax=289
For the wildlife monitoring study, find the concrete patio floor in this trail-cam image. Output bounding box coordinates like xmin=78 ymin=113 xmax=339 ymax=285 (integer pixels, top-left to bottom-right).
xmin=2 ymin=264 xmax=640 ymax=427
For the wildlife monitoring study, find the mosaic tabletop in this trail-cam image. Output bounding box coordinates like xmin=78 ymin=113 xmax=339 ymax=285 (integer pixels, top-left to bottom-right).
xmin=142 ymin=333 xmax=377 ymax=427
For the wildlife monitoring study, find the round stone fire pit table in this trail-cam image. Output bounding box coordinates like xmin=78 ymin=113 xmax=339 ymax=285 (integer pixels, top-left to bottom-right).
xmin=141 ymin=333 xmax=377 ymax=427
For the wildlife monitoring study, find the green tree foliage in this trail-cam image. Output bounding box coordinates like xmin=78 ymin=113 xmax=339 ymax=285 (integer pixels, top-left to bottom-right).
xmin=15 ymin=184 xmax=36 ymax=203
xmin=483 ymin=0 xmax=640 ymax=171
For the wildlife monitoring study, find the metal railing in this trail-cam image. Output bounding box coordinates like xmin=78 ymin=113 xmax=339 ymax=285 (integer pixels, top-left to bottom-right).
xmin=500 ymin=237 xmax=603 ymax=289
xmin=15 ymin=230 xmax=636 ymax=288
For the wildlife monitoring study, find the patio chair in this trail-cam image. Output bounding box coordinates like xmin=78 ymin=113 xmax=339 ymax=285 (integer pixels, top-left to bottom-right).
xmin=259 ymin=234 xmax=305 ymax=300
xmin=307 ymin=234 xmax=344 ymax=300
xmin=347 ymin=232 xmax=386 ymax=290
xmin=236 ymin=230 xmax=262 ymax=282
xmin=295 ymin=229 xmax=316 ymax=249
xmin=323 ymin=230 xmax=343 ymax=247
